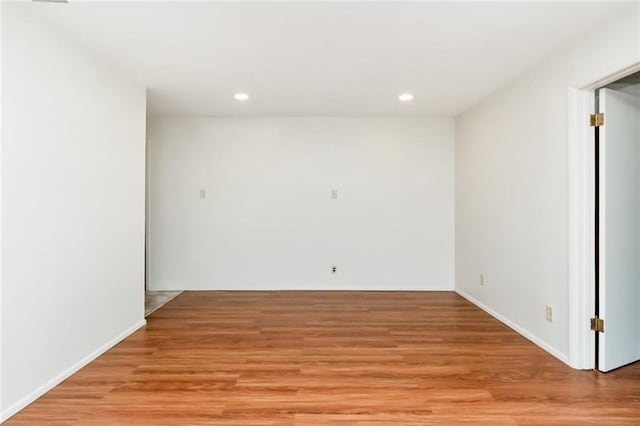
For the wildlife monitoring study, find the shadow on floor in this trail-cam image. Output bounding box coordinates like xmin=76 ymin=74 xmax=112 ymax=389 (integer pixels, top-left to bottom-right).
xmin=145 ymin=291 xmax=182 ymax=317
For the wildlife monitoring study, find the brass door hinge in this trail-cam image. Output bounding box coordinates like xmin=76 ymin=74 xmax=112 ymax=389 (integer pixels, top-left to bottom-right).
xmin=590 ymin=113 xmax=604 ymax=127
xmin=590 ymin=317 xmax=604 ymax=333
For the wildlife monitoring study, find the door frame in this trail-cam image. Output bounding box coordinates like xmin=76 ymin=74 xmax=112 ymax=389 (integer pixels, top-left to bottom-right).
xmin=568 ymin=62 xmax=640 ymax=369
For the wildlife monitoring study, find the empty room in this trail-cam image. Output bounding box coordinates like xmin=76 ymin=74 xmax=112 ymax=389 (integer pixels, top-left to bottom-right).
xmin=1 ymin=0 xmax=640 ymax=424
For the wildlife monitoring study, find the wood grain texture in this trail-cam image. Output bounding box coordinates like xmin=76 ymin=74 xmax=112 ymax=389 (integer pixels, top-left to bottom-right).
xmin=6 ymin=291 xmax=640 ymax=425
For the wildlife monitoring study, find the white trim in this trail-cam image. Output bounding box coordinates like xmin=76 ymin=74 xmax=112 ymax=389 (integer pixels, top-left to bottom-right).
xmin=567 ymin=87 xmax=596 ymax=370
xmin=0 ymin=319 xmax=146 ymax=423
xmin=149 ymin=285 xmax=455 ymax=291
xmin=583 ymin=63 xmax=640 ymax=91
xmin=456 ymin=289 xmax=570 ymax=366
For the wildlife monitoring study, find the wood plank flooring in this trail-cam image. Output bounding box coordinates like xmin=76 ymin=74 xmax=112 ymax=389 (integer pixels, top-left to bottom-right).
xmin=6 ymin=291 xmax=640 ymax=425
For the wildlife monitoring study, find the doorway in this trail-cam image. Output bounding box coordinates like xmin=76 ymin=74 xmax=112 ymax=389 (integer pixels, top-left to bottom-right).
xmin=593 ymin=71 xmax=640 ymax=372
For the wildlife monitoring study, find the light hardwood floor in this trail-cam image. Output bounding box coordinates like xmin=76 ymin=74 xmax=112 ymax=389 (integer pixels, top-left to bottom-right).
xmin=6 ymin=291 xmax=640 ymax=425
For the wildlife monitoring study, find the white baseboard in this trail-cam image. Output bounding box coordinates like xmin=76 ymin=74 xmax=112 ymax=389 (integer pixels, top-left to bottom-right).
xmin=1 ymin=319 xmax=146 ymax=423
xmin=149 ymin=285 xmax=455 ymax=291
xmin=455 ymin=289 xmax=570 ymax=366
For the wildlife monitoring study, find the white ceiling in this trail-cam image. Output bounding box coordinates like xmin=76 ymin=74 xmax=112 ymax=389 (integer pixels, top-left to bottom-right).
xmin=24 ymin=1 xmax=634 ymax=116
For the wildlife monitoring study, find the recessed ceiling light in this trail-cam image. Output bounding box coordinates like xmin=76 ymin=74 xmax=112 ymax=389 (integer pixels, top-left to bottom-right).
xmin=398 ymin=93 xmax=414 ymax=102
xmin=234 ymin=93 xmax=249 ymax=101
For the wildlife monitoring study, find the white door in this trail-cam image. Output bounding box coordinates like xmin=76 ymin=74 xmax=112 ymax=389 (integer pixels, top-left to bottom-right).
xmin=598 ymin=88 xmax=640 ymax=372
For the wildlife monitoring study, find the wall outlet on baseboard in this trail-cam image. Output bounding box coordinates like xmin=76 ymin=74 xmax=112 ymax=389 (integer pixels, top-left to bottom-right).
xmin=545 ymin=306 xmax=553 ymax=322
xmin=480 ymin=274 xmax=485 ymax=286
xmin=331 ymin=265 xmax=337 ymax=274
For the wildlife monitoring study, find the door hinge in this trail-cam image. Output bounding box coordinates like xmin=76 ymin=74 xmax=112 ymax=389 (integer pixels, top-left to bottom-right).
xmin=590 ymin=113 xmax=604 ymax=127
xmin=590 ymin=317 xmax=604 ymax=333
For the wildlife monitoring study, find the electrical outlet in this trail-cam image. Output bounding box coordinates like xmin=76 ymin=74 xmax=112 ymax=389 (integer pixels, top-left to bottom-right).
xmin=331 ymin=189 xmax=338 ymax=199
xmin=480 ymin=274 xmax=485 ymax=286
xmin=545 ymin=306 xmax=553 ymax=322
xmin=199 ymin=189 xmax=206 ymax=199
xmin=331 ymin=265 xmax=337 ymax=274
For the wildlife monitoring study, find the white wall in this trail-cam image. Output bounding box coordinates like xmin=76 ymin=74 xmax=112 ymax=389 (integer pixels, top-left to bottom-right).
xmin=455 ymin=6 xmax=640 ymax=363
xmin=1 ymin=5 xmax=146 ymax=420
xmin=148 ymin=117 xmax=454 ymax=291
